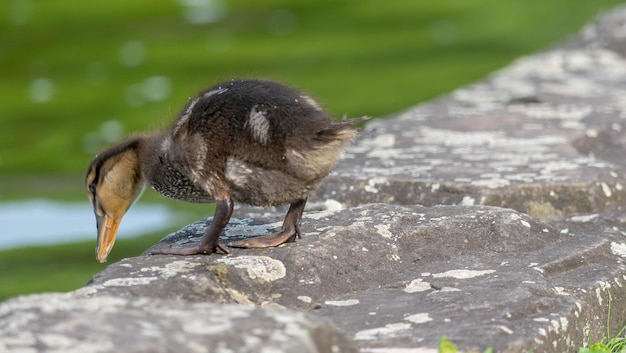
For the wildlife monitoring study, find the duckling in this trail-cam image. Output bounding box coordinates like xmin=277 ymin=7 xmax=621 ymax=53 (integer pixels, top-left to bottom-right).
xmin=86 ymin=79 xmax=367 ymax=262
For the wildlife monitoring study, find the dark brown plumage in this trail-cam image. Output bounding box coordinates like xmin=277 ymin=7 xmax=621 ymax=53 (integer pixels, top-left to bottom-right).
xmin=86 ymin=79 xmax=366 ymax=262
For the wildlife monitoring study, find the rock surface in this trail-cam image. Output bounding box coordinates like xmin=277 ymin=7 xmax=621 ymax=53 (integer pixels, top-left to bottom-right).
xmin=104 ymin=204 xmax=626 ymax=352
xmin=0 ymin=293 xmax=355 ymax=353
xmin=4 ymin=6 xmax=626 ymax=353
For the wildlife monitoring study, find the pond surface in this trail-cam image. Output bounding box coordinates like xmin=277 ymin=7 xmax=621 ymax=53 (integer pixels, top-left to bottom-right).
xmin=0 ymin=200 xmax=174 ymax=250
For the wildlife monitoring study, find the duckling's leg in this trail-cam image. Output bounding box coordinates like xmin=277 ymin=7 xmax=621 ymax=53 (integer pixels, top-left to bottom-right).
xmin=228 ymin=198 xmax=307 ymax=248
xmin=151 ymin=198 xmax=232 ymax=256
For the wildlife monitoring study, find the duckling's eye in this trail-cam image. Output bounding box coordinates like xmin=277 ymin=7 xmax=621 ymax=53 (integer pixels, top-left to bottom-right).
xmin=89 ymin=182 xmax=97 ymax=194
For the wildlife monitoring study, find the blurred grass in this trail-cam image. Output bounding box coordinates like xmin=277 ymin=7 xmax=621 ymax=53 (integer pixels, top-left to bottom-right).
xmin=0 ymin=0 xmax=624 ymax=300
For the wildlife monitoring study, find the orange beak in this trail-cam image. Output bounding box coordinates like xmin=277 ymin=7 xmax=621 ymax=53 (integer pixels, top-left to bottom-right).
xmin=96 ymin=214 xmax=121 ymax=263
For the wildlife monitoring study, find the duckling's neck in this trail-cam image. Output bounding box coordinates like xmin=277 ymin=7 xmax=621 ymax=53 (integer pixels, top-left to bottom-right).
xmin=136 ymin=133 xmax=166 ymax=172
xmin=136 ymin=133 xmax=172 ymax=191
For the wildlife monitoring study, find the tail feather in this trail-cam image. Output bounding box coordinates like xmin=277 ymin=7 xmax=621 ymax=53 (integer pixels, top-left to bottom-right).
xmin=315 ymin=116 xmax=370 ymax=142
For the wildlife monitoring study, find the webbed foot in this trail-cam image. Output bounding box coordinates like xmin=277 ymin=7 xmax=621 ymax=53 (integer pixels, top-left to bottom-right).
xmin=151 ymin=198 xmax=232 ymax=257
xmin=227 ymin=227 xmax=299 ymax=248
xmin=227 ymin=198 xmax=306 ymax=249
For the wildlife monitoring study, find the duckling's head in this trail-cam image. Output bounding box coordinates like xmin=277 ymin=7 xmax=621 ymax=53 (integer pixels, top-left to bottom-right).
xmin=85 ymin=138 xmax=145 ymax=263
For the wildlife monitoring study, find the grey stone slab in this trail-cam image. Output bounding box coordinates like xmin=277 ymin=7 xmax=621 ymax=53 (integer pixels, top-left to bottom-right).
xmin=315 ymin=9 xmax=626 ymax=218
xmin=75 ymin=203 xmax=626 ymax=352
xmin=0 ymin=293 xmax=357 ymax=353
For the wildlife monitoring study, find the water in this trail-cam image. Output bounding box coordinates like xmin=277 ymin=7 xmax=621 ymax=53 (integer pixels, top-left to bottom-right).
xmin=0 ymin=200 xmax=175 ymax=250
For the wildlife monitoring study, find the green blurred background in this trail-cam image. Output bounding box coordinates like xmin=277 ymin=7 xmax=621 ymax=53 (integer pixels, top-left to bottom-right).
xmin=0 ymin=0 xmax=623 ymax=301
